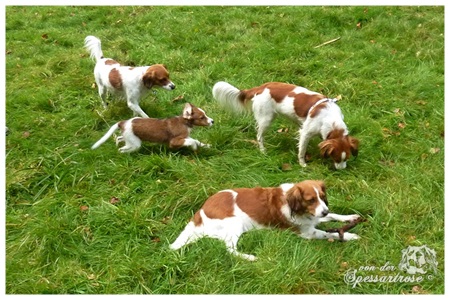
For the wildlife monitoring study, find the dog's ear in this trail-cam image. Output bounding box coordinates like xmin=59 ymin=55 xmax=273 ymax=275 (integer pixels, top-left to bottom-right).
xmin=182 ymin=103 xmax=194 ymax=119
xmin=348 ymin=136 xmax=359 ymax=158
xmin=319 ymin=140 xmax=336 ymax=158
xmin=142 ymin=69 xmax=155 ymax=89
xmin=317 ymin=180 xmax=328 ymax=205
xmin=286 ymin=185 xmax=304 ymax=214
xmin=318 ymin=180 xmax=326 ymax=194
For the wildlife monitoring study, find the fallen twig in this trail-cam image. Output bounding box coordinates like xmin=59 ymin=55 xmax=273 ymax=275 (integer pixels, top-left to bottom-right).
xmin=314 ymin=37 xmax=341 ymax=48
xmin=171 ymin=94 xmax=185 ymax=103
xmin=326 ymin=217 xmax=366 ymax=241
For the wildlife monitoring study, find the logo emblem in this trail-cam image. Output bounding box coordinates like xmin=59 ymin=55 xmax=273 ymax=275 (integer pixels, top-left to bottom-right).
xmin=398 ymin=245 xmax=438 ymax=275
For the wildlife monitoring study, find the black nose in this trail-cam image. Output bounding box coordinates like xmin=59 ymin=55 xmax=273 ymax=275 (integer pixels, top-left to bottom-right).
xmin=170 ymin=84 xmax=176 ymax=90
xmin=211 ymin=119 xmax=214 ymax=124
xmin=322 ymin=209 xmax=329 ymax=217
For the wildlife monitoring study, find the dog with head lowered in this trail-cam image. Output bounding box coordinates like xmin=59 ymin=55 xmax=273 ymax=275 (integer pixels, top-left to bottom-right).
xmin=91 ymin=103 xmax=214 ymax=153
xmin=213 ymin=81 xmax=359 ymax=169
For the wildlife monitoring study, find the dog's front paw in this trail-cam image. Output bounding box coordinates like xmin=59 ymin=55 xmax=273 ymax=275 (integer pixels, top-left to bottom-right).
xmin=202 ymin=143 xmax=211 ymax=148
xmin=299 ymin=160 xmax=307 ymax=168
xmin=258 ymin=145 xmax=266 ymax=154
xmin=342 ymin=214 xmax=361 ymax=223
xmin=343 ymin=232 xmax=360 ymax=241
xmin=239 ymin=253 xmax=258 ymax=261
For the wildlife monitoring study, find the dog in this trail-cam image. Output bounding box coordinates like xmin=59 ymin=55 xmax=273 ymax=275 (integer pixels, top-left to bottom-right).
xmin=170 ymin=180 xmax=360 ymax=261
xmin=212 ymin=81 xmax=359 ymax=169
xmin=91 ymin=103 xmax=213 ymax=153
xmin=84 ymin=35 xmax=175 ymax=118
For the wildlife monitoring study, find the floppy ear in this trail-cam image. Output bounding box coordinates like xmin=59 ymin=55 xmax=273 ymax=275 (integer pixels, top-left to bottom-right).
xmin=286 ymin=186 xmax=303 ymax=214
xmin=318 ymin=180 xmax=328 ymax=205
xmin=318 ymin=180 xmax=326 ymax=194
xmin=142 ymin=70 xmax=155 ymax=89
xmin=319 ymin=140 xmax=336 ymax=158
xmin=182 ymin=103 xmax=193 ymax=119
xmin=348 ymin=136 xmax=359 ymax=158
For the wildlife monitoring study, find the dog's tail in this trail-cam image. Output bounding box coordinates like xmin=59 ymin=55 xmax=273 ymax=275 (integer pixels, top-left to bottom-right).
xmin=91 ymin=122 xmax=119 ymax=150
xmin=84 ymin=35 xmax=104 ymax=62
xmin=212 ymin=81 xmax=250 ymax=114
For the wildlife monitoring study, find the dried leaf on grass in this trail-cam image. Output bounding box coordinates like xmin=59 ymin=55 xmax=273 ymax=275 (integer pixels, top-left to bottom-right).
xmin=171 ymin=94 xmax=185 ymax=102
xmin=281 ymin=163 xmax=292 ymax=171
xmin=429 ymin=148 xmax=440 ymax=154
xmin=110 ymin=196 xmax=120 ymax=204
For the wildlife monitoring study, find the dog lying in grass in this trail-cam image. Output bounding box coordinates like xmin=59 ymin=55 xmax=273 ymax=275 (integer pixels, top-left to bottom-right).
xmin=170 ymin=180 xmax=361 ymax=261
xmin=91 ymin=103 xmax=214 ymax=153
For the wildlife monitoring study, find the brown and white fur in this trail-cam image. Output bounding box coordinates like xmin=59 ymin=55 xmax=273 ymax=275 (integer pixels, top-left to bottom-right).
xmin=84 ymin=35 xmax=175 ymax=118
xmin=212 ymin=81 xmax=359 ymax=169
xmin=170 ymin=180 xmax=360 ymax=261
xmin=91 ymin=103 xmax=213 ymax=153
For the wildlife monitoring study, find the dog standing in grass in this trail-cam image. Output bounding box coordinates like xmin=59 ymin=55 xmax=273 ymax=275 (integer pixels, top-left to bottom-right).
xmin=84 ymin=35 xmax=176 ymax=118
xmin=212 ymin=81 xmax=359 ymax=169
xmin=91 ymin=103 xmax=214 ymax=153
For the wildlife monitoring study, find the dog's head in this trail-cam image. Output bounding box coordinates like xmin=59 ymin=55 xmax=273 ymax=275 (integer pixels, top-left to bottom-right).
xmin=285 ymin=180 xmax=329 ymax=217
xmin=142 ymin=64 xmax=176 ymax=90
xmin=319 ymin=135 xmax=359 ymax=170
xmin=182 ymin=103 xmax=214 ymax=127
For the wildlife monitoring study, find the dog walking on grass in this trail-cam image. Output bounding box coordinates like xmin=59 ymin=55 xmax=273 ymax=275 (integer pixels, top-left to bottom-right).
xmin=91 ymin=103 xmax=214 ymax=153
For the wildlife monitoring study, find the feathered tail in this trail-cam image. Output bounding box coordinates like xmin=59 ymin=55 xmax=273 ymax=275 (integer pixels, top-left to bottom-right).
xmin=84 ymin=35 xmax=104 ymax=62
xmin=92 ymin=123 xmax=119 ymax=149
xmin=212 ymin=81 xmax=249 ymax=114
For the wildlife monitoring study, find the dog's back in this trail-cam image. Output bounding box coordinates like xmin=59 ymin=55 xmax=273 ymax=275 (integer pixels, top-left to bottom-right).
xmin=92 ymin=103 xmax=213 ymax=153
xmin=121 ymin=117 xmax=189 ymax=144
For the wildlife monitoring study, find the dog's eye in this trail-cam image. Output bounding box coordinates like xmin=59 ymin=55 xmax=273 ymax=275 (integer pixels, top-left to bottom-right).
xmin=305 ymin=198 xmax=315 ymax=204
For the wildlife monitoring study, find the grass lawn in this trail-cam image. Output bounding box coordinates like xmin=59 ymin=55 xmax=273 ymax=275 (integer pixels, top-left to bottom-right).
xmin=4 ymin=5 xmax=444 ymax=294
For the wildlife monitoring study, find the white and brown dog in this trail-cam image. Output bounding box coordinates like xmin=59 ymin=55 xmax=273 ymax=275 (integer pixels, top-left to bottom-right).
xmin=212 ymin=81 xmax=359 ymax=169
xmin=84 ymin=35 xmax=175 ymax=118
xmin=91 ymin=103 xmax=213 ymax=153
xmin=170 ymin=180 xmax=360 ymax=261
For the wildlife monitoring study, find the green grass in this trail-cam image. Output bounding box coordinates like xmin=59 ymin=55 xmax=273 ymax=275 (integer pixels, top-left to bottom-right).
xmin=5 ymin=6 xmax=444 ymax=294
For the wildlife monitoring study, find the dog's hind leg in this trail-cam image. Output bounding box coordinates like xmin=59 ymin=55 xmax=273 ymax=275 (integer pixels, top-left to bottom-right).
xmin=115 ymin=135 xmax=124 ymax=146
xmin=97 ymin=84 xmax=108 ymax=109
xmin=119 ymin=143 xmax=140 ymax=153
xmin=119 ymin=131 xmax=141 ymax=153
xmin=219 ymin=219 xmax=256 ymax=261
xmin=223 ymin=233 xmax=257 ymax=261
xmin=297 ymin=129 xmax=314 ymax=167
xmin=252 ymin=98 xmax=274 ymax=153
xmin=170 ymin=221 xmax=203 ymax=250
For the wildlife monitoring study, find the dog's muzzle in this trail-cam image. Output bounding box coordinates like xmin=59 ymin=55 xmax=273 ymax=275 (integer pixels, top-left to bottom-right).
xmin=162 ymin=82 xmax=176 ymax=91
